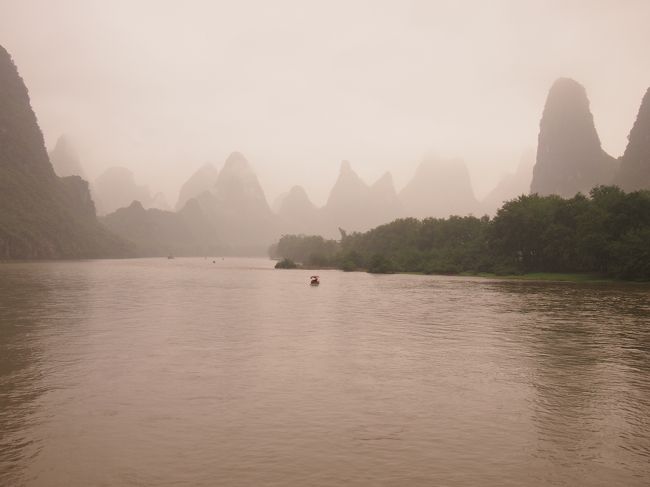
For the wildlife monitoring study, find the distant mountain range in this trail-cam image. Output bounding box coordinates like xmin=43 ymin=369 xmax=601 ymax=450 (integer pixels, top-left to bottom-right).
xmin=97 ymin=76 xmax=650 ymax=253
xmin=1 ymin=40 xmax=649 ymax=259
xmin=49 ymin=134 xmax=171 ymax=216
xmin=99 ymin=153 xmax=485 ymax=253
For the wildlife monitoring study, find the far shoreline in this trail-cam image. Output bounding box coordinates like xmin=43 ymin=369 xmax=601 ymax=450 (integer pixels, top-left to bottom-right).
xmin=3 ymin=257 xmax=648 ymax=284
xmin=275 ymin=262 xmax=649 ymax=284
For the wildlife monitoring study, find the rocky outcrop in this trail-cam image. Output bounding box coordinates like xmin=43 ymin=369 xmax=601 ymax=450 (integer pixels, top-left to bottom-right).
xmin=531 ymin=78 xmax=618 ymax=197
xmin=175 ymin=163 xmax=219 ymax=211
xmin=49 ymin=135 xmax=85 ymax=178
xmin=92 ymin=166 xmax=152 ymax=215
xmin=0 ymin=44 xmax=130 ymax=259
xmin=615 ymin=87 xmax=650 ymax=191
xmin=399 ymin=158 xmax=479 ymax=218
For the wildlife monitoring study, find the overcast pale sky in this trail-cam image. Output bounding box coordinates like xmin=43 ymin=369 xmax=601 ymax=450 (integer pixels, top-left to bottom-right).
xmin=1 ymin=0 xmax=649 ymax=204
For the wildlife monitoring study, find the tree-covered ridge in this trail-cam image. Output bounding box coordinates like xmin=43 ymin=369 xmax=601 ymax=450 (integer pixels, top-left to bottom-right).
xmin=271 ymin=186 xmax=650 ymax=280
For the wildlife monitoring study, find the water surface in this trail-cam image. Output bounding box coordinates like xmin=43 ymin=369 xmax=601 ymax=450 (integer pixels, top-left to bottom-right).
xmin=1 ymin=258 xmax=649 ymax=486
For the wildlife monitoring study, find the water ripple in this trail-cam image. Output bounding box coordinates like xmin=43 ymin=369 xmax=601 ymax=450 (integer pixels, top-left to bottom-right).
xmin=1 ymin=258 xmax=649 ymax=486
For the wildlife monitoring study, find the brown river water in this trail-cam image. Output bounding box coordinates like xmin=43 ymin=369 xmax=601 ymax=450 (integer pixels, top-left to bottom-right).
xmin=1 ymin=258 xmax=649 ymax=486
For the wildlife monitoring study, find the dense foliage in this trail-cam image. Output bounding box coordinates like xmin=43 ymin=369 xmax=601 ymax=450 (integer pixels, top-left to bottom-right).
xmin=274 ymin=258 xmax=298 ymax=269
xmin=269 ymin=234 xmax=340 ymax=267
xmin=270 ymin=186 xmax=650 ymax=280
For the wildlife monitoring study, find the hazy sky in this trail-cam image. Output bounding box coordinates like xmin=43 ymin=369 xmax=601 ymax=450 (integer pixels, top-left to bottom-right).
xmin=2 ymin=0 xmax=649 ymax=205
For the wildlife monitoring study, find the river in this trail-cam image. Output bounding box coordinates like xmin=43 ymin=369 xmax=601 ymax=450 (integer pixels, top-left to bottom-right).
xmin=1 ymin=258 xmax=649 ymax=486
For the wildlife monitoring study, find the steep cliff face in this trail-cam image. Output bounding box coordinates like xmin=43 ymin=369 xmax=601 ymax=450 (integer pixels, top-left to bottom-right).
xmin=531 ymin=78 xmax=618 ymax=197
xmin=175 ymin=163 xmax=219 ymax=211
xmin=615 ymin=87 xmax=650 ymax=191
xmin=399 ymin=158 xmax=479 ymax=218
xmin=0 ymin=44 xmax=129 ymax=259
xmin=49 ymin=135 xmax=85 ymax=178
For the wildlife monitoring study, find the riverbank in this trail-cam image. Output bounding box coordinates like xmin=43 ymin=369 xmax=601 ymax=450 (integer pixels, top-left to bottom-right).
xmin=274 ymin=260 xmax=649 ymax=283
xmin=467 ymin=272 xmax=623 ymax=283
xmin=410 ymin=270 xmax=635 ymax=283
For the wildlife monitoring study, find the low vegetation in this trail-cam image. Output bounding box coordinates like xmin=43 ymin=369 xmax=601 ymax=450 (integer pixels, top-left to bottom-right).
xmin=270 ymin=186 xmax=650 ymax=281
xmin=274 ymin=258 xmax=299 ymax=269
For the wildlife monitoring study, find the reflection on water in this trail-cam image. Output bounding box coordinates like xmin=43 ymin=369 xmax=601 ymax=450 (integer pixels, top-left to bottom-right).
xmin=1 ymin=259 xmax=649 ymax=486
xmin=484 ymin=281 xmax=650 ymax=485
xmin=0 ymin=264 xmax=93 ymax=485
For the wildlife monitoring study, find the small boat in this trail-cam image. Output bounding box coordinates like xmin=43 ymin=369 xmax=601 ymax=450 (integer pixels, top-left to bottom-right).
xmin=310 ymin=276 xmax=320 ymax=286
xmin=167 ymin=255 xmax=174 ymax=260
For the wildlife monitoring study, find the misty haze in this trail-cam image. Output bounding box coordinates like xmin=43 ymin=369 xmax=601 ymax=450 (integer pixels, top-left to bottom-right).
xmin=1 ymin=1 xmax=649 ymax=486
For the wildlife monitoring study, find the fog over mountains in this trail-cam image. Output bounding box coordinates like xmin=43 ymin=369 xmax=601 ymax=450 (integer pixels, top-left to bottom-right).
xmin=49 ymin=135 xmax=85 ymax=179
xmin=1 ymin=41 xmax=649 ymax=259
xmin=400 ymin=158 xmax=480 ymax=219
xmin=276 ymin=186 xmax=319 ymax=235
xmin=0 ymin=45 xmax=130 ymax=259
xmin=531 ymin=78 xmax=619 ymax=197
xmin=175 ymin=163 xmax=219 ymax=211
xmin=482 ymin=150 xmax=535 ymax=216
xmin=98 ymin=75 xmax=650 ymax=256
xmin=530 ymin=78 xmax=650 ymax=198
xmin=615 ymin=87 xmax=650 ymax=192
